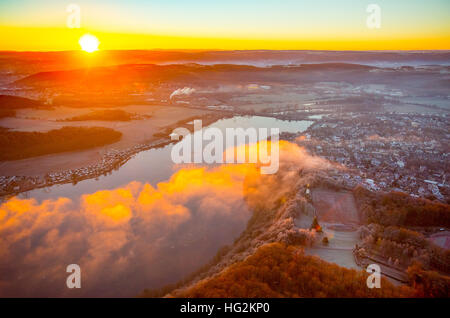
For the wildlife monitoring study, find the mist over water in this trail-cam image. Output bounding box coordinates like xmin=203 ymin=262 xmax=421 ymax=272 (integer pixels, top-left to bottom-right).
xmin=19 ymin=116 xmax=313 ymax=202
xmin=1 ymin=116 xmax=314 ymax=297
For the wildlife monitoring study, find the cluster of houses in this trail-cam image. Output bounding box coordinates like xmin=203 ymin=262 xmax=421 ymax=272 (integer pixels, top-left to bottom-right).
xmin=0 ymin=138 xmax=171 ymax=197
xmin=291 ymin=111 xmax=449 ymax=202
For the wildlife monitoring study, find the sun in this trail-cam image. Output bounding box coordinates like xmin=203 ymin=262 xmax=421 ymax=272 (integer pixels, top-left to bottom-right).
xmin=79 ymin=34 xmax=100 ymax=53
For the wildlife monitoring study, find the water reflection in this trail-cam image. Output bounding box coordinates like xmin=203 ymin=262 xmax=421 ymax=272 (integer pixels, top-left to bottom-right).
xmin=20 ymin=116 xmax=313 ymax=202
xmin=2 ymin=116 xmax=314 ymax=296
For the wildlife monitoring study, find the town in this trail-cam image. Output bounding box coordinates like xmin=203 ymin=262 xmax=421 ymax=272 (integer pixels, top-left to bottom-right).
xmin=286 ymin=111 xmax=449 ymax=202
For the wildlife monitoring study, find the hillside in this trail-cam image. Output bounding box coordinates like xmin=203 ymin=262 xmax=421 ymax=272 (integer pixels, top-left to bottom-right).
xmin=13 ymin=63 xmax=376 ymax=90
xmin=0 ymin=94 xmax=43 ymax=109
xmin=0 ymin=126 xmax=122 ymax=160
xmin=61 ymin=109 xmax=145 ymax=122
xmin=2 ymin=50 xmax=449 ymax=76
xmin=140 ymin=174 xmax=450 ymax=298
xmin=171 ymin=243 xmax=413 ymax=298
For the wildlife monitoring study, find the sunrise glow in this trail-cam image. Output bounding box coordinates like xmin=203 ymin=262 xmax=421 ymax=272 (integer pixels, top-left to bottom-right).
xmin=79 ymin=34 xmax=99 ymax=53
xmin=0 ymin=0 xmax=449 ymax=303
xmin=0 ymin=0 xmax=449 ymax=51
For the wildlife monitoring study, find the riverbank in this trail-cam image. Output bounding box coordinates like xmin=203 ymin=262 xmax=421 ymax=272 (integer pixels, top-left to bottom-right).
xmin=0 ymin=111 xmax=226 ymax=199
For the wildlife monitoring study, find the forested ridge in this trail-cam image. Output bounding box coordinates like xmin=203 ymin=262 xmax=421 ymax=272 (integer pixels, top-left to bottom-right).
xmin=0 ymin=126 xmax=122 ymax=160
xmin=175 ymin=243 xmax=413 ymax=298
xmin=62 ymin=109 xmax=145 ymax=122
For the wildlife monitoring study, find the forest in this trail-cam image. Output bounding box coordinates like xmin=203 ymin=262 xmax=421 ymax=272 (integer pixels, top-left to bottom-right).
xmin=354 ymin=187 xmax=450 ymax=227
xmin=0 ymin=109 xmax=15 ymax=118
xmin=354 ymin=186 xmax=450 ymax=296
xmin=0 ymin=95 xmax=46 ymax=118
xmin=0 ymin=95 xmax=43 ymax=109
xmin=62 ymin=109 xmax=147 ymax=121
xmin=175 ymin=243 xmax=413 ymax=298
xmin=0 ymin=126 xmax=122 ymax=160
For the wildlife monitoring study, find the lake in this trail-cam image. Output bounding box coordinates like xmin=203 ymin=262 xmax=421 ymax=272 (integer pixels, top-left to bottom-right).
xmin=19 ymin=116 xmax=313 ymax=202
xmin=5 ymin=115 xmax=313 ymax=296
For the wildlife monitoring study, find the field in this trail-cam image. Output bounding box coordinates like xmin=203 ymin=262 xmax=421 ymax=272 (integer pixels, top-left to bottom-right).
xmin=0 ymin=104 xmax=215 ymax=176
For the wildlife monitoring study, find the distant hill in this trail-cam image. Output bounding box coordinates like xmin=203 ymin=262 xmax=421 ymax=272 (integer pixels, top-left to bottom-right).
xmin=1 ymin=50 xmax=449 ymax=76
xmin=0 ymin=95 xmax=43 ymax=109
xmin=13 ymin=63 xmax=376 ymax=90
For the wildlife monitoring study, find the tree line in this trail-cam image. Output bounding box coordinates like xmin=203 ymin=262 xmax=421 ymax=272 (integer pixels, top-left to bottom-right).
xmin=175 ymin=243 xmax=413 ymax=298
xmin=0 ymin=126 xmax=122 ymax=160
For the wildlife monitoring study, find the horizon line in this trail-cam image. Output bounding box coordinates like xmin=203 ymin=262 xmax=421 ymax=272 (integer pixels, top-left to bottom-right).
xmin=1 ymin=49 xmax=450 ymax=53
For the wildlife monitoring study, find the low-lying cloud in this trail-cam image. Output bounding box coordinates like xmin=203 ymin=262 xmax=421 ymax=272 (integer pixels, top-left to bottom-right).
xmin=0 ymin=141 xmax=331 ymax=297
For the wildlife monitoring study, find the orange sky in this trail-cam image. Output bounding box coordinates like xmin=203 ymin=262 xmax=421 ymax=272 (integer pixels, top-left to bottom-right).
xmin=2 ymin=26 xmax=449 ymax=51
xmin=0 ymin=1 xmax=449 ymax=51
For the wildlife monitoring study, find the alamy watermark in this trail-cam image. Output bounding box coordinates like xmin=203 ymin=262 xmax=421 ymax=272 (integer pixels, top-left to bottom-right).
xmin=366 ymin=264 xmax=381 ymax=288
xmin=66 ymin=264 xmax=81 ymax=289
xmin=66 ymin=4 xmax=81 ymax=29
xmin=170 ymin=120 xmax=280 ymax=174
xmin=366 ymin=4 xmax=381 ymax=29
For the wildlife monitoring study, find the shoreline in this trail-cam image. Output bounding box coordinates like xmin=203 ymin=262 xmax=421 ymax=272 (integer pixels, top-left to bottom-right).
xmin=0 ymin=138 xmax=173 ymax=200
xmin=0 ymin=113 xmax=227 ymax=200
